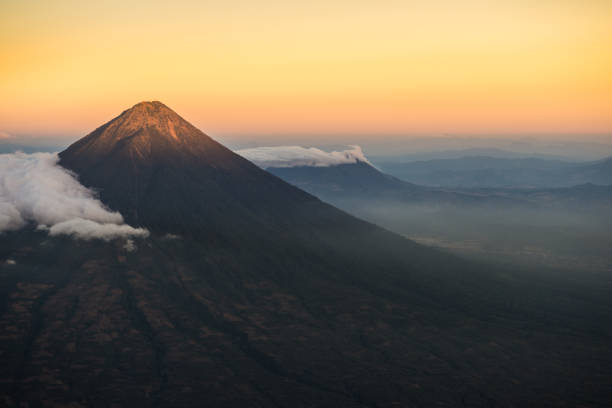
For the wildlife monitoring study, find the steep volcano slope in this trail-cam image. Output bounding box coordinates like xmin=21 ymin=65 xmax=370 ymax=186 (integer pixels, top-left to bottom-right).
xmin=57 ymin=102 xmax=497 ymax=310
xmin=1 ymin=102 xmax=611 ymax=407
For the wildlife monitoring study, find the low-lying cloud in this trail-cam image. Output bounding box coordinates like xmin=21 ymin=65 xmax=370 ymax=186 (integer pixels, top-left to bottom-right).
xmin=237 ymin=145 xmax=371 ymax=168
xmin=0 ymin=152 xmax=149 ymax=240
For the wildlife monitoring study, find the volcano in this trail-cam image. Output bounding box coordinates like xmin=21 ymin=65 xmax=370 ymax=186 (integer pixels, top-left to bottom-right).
xmin=1 ymin=102 xmax=611 ymax=407
xmin=59 ymin=101 xmax=331 ymax=238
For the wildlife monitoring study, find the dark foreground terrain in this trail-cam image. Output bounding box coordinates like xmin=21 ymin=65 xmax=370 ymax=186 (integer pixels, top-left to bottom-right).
xmin=1 ymin=102 xmax=611 ymax=407
xmin=2 ymin=229 xmax=612 ymax=407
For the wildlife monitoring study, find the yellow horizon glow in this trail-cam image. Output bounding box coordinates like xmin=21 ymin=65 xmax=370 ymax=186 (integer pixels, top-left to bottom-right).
xmin=1 ymin=0 xmax=611 ymax=139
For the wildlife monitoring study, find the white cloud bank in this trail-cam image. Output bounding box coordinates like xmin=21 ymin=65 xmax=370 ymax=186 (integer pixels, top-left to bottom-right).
xmin=236 ymin=145 xmax=372 ymax=169
xmin=0 ymin=152 xmax=149 ymax=241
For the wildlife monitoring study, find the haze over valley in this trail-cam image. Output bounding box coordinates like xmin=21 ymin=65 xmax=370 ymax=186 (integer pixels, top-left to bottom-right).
xmin=239 ymin=145 xmax=612 ymax=272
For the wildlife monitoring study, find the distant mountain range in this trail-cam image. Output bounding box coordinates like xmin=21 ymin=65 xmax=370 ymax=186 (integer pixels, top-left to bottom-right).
xmin=373 ymin=155 xmax=612 ymax=188
xmin=238 ymin=149 xmax=612 ymax=211
xmin=265 ymin=161 xmax=525 ymax=207
xmin=370 ymin=147 xmax=582 ymax=161
xmin=2 ymin=104 xmax=612 ymax=406
xmin=242 ymin=147 xmax=612 ymax=274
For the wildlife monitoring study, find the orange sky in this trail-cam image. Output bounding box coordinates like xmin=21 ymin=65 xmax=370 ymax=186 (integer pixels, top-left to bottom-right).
xmin=1 ymin=0 xmax=611 ymax=140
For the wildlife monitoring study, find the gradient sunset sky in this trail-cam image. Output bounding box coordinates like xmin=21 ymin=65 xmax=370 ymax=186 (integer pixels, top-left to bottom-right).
xmin=1 ymin=0 xmax=611 ymax=141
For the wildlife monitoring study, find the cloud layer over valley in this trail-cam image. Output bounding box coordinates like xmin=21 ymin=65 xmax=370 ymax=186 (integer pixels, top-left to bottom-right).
xmin=0 ymin=152 xmax=149 ymax=240
xmin=237 ymin=145 xmax=371 ymax=168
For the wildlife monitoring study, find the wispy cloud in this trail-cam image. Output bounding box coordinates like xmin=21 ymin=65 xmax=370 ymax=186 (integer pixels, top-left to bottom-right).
xmin=237 ymin=145 xmax=371 ymax=169
xmin=0 ymin=152 xmax=148 ymax=241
